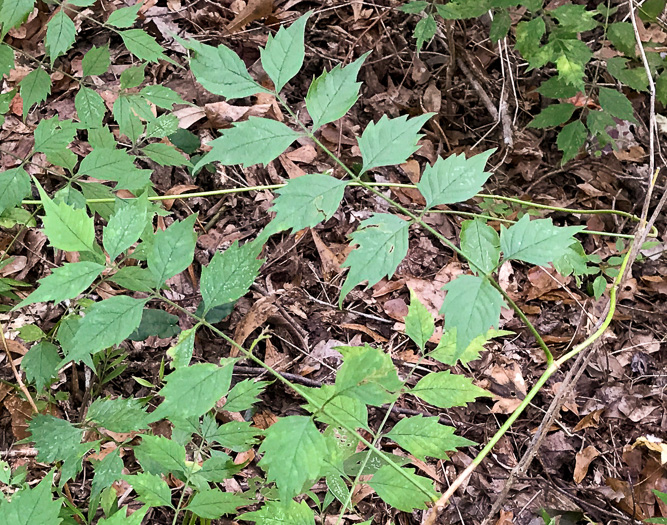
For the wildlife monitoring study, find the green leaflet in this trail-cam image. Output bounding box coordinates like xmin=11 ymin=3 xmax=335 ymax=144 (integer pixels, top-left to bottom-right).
xmin=500 ymin=215 xmax=585 ymax=266
xmin=306 ymin=53 xmax=368 ymax=131
xmin=21 ymin=341 xmax=60 ymax=391
xmin=20 ymin=67 xmax=51 ymax=119
xmin=147 ymin=214 xmax=197 ymax=286
xmin=258 ymin=416 xmax=328 ymax=501
xmin=113 ymin=95 xmax=144 ymax=142
xmin=134 ymin=435 xmax=186 ymax=475
xmin=557 ymin=120 xmax=587 ymax=163
xmin=410 ymin=370 xmax=491 ymax=408
xmin=36 ymin=180 xmax=96 ymax=253
xmin=261 ymin=13 xmax=310 ymax=94
xmin=33 ymin=117 xmax=77 ymax=155
xmin=78 ymin=147 xmax=150 ymax=191
xmin=82 ymin=45 xmax=111 ymax=76
xmin=459 ymin=219 xmax=500 ymax=275
xmin=107 ymin=1 xmax=143 ymax=28
xmin=194 ymin=117 xmax=302 ymax=172
xmin=334 ymin=345 xmax=403 ymax=406
xmin=141 ymin=142 xmax=191 ymax=167
xmin=384 ymin=414 xmax=475 ymax=460
xmin=224 ymin=379 xmax=269 ymax=412
xmin=0 ymin=0 xmax=34 ymax=39
xmin=86 ymin=397 xmax=150 ymax=433
xmin=302 ymin=384 xmax=369 ymax=430
xmin=103 ymin=194 xmax=150 ymax=261
xmin=340 ymin=213 xmax=410 ymax=305
xmin=186 ymin=39 xmax=266 ymax=99
xmin=28 ymin=414 xmax=84 ymax=463
xmin=45 ymin=9 xmax=76 ymax=65
xmin=598 ymin=87 xmax=636 ymax=123
xmin=16 ymin=261 xmax=104 ymax=307
xmin=97 ymin=506 xmax=148 ymax=525
xmin=119 ymin=29 xmax=171 ymax=63
xmin=528 ymin=103 xmax=576 ymax=128
xmin=441 ymin=274 xmax=505 ymax=353
xmin=140 ymin=84 xmax=186 ymax=109
xmin=0 ymin=472 xmax=62 ymax=525
xmin=0 ymin=44 xmax=15 ymax=78
xmin=358 ymin=113 xmax=432 ymax=173
xmin=241 ymin=500 xmax=316 ymax=525
xmin=184 ymin=489 xmax=248 ymax=519
xmin=201 ymin=241 xmax=263 ymax=312
xmin=404 ymin=289 xmax=435 ymax=352
xmin=368 ymin=466 xmax=436 ymax=512
xmin=90 ymin=449 xmax=123 ymax=501
xmin=150 ymin=361 xmax=236 ymax=421
xmin=166 ymin=327 xmax=196 ymax=369
xmin=417 ymin=149 xmax=494 ymax=209
xmin=267 ymin=174 xmax=348 ymax=233
xmin=119 ymin=64 xmax=145 ymax=90
xmin=124 ymin=472 xmax=173 ymax=508
xmin=0 ymin=167 xmax=31 ymax=214
xmin=67 ymin=296 xmax=148 ymax=366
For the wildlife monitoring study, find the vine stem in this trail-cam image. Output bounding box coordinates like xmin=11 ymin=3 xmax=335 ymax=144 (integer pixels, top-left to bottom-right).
xmin=421 ymin=244 xmax=632 ymax=525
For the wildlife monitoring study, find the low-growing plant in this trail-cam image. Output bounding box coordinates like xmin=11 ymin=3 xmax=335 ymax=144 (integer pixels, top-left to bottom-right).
xmin=401 ymin=0 xmax=666 ymax=162
xmin=0 ymin=3 xmax=658 ymax=524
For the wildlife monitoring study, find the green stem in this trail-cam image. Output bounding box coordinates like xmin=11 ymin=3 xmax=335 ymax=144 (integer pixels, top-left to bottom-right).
xmin=422 ymin=243 xmax=632 ymax=524
xmin=154 ymin=294 xmax=437 ymax=502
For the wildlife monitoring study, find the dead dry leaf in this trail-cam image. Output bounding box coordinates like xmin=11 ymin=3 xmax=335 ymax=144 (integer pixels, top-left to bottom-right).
xmin=574 ymin=445 xmax=600 ymax=483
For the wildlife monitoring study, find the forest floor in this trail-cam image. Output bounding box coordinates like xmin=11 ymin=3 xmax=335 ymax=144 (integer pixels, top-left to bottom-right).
xmin=1 ymin=1 xmax=666 ymax=524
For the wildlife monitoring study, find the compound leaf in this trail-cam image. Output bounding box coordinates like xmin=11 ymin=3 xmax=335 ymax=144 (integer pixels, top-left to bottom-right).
xmin=195 ymin=118 xmax=301 ymax=172
xmin=259 ymin=416 xmax=328 ymax=501
xmin=306 ymin=53 xmax=368 ymax=131
xmin=261 ymin=12 xmax=310 ymax=93
xmin=358 ymin=113 xmax=432 ymax=173
xmin=500 ymin=215 xmax=584 ymax=266
xmin=201 ymin=241 xmax=263 ymax=312
xmin=268 ymin=174 xmax=348 ymax=233
xmin=340 ymin=213 xmax=409 ymax=305
xmin=417 ymin=149 xmax=494 ymax=209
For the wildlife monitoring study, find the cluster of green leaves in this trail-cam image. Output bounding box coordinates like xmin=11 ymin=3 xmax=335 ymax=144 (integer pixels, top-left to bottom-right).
xmin=0 ymin=7 xmax=588 ymax=525
xmin=401 ymin=0 xmax=666 ymax=163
